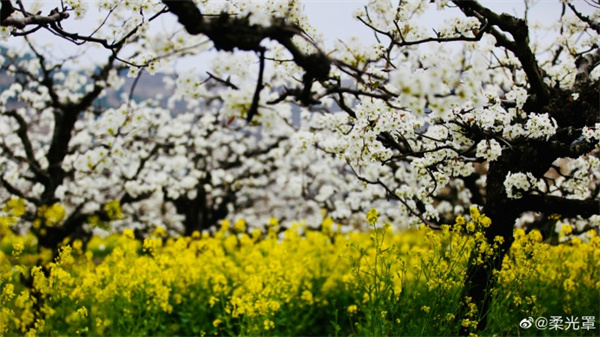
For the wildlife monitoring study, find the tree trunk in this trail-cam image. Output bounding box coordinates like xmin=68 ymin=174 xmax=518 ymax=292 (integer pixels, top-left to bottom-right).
xmin=460 ymin=160 xmax=519 ymax=334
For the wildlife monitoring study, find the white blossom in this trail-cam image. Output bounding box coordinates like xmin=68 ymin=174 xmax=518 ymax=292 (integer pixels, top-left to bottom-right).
xmin=476 ymin=139 xmax=502 ymax=161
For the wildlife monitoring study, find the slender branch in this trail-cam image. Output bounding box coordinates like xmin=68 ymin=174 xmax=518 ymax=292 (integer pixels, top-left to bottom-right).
xmin=44 ymin=6 xmax=167 ymax=49
xmin=567 ymin=3 xmax=600 ymax=33
xmin=357 ymin=15 xmax=490 ymax=47
xmin=206 ymin=72 xmax=239 ymax=90
xmin=347 ymin=163 xmax=438 ymax=228
xmin=247 ymin=48 xmax=266 ymax=122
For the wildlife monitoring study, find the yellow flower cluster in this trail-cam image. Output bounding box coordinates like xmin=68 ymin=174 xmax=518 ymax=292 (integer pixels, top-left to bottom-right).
xmin=493 ymin=227 xmax=600 ymax=321
xmin=35 ymin=204 xmax=66 ymax=228
xmin=103 ymin=200 xmax=124 ymax=220
xmin=0 ymin=206 xmax=597 ymax=336
xmin=1 ymin=199 xmax=25 ymax=238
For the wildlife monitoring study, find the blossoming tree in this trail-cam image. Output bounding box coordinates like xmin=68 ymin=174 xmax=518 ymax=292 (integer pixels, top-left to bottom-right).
xmin=1 ymin=0 xmax=599 ymax=331
xmin=1 ymin=0 xmax=405 ymax=248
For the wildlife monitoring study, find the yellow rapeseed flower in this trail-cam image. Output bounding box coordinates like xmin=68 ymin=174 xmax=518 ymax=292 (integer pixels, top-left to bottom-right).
xmin=12 ymin=242 xmax=24 ymax=256
xmin=1 ymin=284 xmax=15 ymax=304
xmin=301 ymin=290 xmax=313 ymax=305
xmin=77 ymin=306 xmax=88 ymax=318
xmin=479 ymin=215 xmax=491 ymax=228
xmin=220 ymin=220 xmax=231 ymax=232
xmin=123 ymin=229 xmax=135 ymax=240
xmin=559 ymin=223 xmax=573 ymax=237
xmin=191 ymin=230 xmax=201 ymax=239
xmin=233 ymin=219 xmax=246 ymax=233
xmin=366 ymin=208 xmax=379 ymax=224
xmin=39 ymin=203 xmax=66 ymax=226
xmin=469 ymin=205 xmax=480 ymax=220
xmin=5 ymin=197 xmax=26 ymax=217
xmin=104 ymin=200 xmax=124 ymax=220
xmin=143 ymin=238 xmax=162 ymax=254
xmin=208 ymin=296 xmax=219 ymax=308
xmin=563 ymin=278 xmax=576 ymax=292
xmin=2 ymin=206 xmax=597 ymax=336
xmin=527 ymin=230 xmax=543 ymax=242
xmin=321 ymin=217 xmax=334 ymax=235
xmin=514 ymin=228 xmax=526 ymax=240
xmin=154 ymin=226 xmax=167 ymax=238
xmin=263 ymin=319 xmax=275 ymax=331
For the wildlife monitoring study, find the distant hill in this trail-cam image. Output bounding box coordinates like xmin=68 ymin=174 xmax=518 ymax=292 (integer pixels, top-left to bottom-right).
xmin=0 ymin=45 xmax=181 ymax=112
xmin=99 ymin=71 xmax=178 ymax=109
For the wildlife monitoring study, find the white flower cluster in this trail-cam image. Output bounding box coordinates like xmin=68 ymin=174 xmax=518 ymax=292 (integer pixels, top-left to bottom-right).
xmin=438 ymin=16 xmax=481 ymax=38
xmin=65 ymin=0 xmax=87 ymax=18
xmin=504 ymin=172 xmax=540 ymax=199
xmin=0 ymin=26 xmax=14 ymax=40
xmin=476 ymin=139 xmax=502 ymax=161
xmin=582 ymin=123 xmax=600 ymax=144
xmin=501 ymin=112 xmax=558 ymax=141
xmin=559 ymin=156 xmax=600 ymax=200
xmin=525 ymin=113 xmax=558 ymax=140
xmin=3 ymin=0 xmax=600 ymax=237
xmin=504 ymin=87 xmax=528 ymax=109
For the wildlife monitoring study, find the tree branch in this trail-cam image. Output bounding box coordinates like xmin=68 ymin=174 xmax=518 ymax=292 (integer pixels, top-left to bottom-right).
xmin=567 ymin=3 xmax=600 ymax=33
xmin=452 ymin=0 xmax=551 ymax=108
xmin=4 ymin=110 xmax=48 ymax=181
xmin=0 ymin=0 xmax=14 ymax=23
xmin=574 ymin=48 xmax=600 ymax=86
xmin=0 ymin=175 xmax=41 ymax=205
xmin=357 ymin=15 xmax=490 ymax=47
xmin=162 ymin=0 xmax=332 ymax=115
xmin=519 ymin=194 xmax=599 ymax=219
xmin=247 ymin=48 xmax=266 ymax=122
xmin=1 ymin=7 xmax=69 ymax=29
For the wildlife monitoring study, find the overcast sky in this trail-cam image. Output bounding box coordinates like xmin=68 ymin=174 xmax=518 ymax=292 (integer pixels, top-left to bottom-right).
xmin=303 ymin=0 xmax=572 ymax=44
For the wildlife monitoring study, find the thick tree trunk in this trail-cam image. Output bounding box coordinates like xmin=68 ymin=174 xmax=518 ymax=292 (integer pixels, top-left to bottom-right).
xmin=460 ymin=159 xmax=520 ymax=334
xmin=461 ymin=214 xmax=516 ymax=334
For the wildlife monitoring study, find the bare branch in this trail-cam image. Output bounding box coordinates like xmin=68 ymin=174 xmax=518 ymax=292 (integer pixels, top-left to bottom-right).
xmin=356 ymin=15 xmax=490 ymax=47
